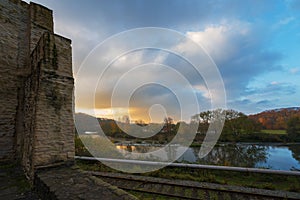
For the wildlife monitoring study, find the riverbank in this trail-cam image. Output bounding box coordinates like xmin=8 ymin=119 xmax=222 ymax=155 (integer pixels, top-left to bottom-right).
xmin=105 ymin=130 xmax=296 ymax=145
xmin=76 ymin=159 xmax=300 ymax=193
xmin=76 ymin=135 xmax=300 ymax=171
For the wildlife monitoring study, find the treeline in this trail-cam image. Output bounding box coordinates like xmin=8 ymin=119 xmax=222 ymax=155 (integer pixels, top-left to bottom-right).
xmin=96 ymin=109 xmax=299 ymax=143
xmin=98 ymin=117 xmax=177 ymax=143
xmin=76 ymin=107 xmax=300 ymax=143
xmin=192 ymin=109 xmax=261 ymax=134
xmin=249 ymin=107 xmax=300 ymax=130
xmin=191 ymin=109 xmax=262 ymax=142
xmin=193 ymin=109 xmax=300 ymax=142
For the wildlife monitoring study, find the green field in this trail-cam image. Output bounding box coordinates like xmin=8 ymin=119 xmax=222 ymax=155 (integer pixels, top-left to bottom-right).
xmin=261 ymin=130 xmax=287 ymax=134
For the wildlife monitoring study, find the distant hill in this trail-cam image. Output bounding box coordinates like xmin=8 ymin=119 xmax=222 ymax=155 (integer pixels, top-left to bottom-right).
xmin=75 ymin=113 xmax=121 ymax=135
xmin=75 ymin=113 xmax=100 ymax=134
xmin=249 ymin=107 xmax=300 ymax=130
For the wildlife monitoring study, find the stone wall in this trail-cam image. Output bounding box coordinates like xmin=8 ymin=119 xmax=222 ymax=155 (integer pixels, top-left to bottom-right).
xmin=0 ymin=0 xmax=29 ymax=161
xmin=29 ymin=2 xmax=53 ymax=52
xmin=31 ymin=33 xmax=75 ymax=171
xmin=0 ymin=0 xmax=74 ymax=179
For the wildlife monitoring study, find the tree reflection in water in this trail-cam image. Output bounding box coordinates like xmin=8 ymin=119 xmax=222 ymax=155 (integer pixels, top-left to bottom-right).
xmin=116 ymin=144 xmax=269 ymax=168
xmin=289 ymin=145 xmax=300 ymax=170
xmin=116 ymin=143 xmax=300 ymax=170
xmin=196 ymin=144 xmax=268 ymax=168
xmin=116 ymin=145 xmax=183 ymax=162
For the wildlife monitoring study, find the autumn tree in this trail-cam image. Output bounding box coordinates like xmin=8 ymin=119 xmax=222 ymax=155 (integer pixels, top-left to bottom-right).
xmin=249 ymin=108 xmax=300 ymax=130
xmin=287 ymin=117 xmax=300 ymax=141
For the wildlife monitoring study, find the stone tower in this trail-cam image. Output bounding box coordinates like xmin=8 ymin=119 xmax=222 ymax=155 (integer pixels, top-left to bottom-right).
xmin=0 ymin=0 xmax=74 ymax=178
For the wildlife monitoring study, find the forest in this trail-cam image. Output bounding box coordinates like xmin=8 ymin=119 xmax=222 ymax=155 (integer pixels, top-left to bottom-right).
xmin=76 ymin=107 xmax=300 ymax=143
xmin=249 ymin=107 xmax=300 ymax=130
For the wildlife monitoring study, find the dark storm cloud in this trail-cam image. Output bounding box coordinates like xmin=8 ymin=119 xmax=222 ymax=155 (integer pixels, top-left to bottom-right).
xmin=256 ymin=100 xmax=271 ymax=105
xmin=246 ymin=82 xmax=296 ymax=96
xmin=220 ymin=50 xmax=283 ymax=98
xmin=24 ymin=0 xmax=298 ymax=116
xmin=228 ymin=99 xmax=277 ymax=114
xmin=28 ymin=0 xmax=280 ymax=33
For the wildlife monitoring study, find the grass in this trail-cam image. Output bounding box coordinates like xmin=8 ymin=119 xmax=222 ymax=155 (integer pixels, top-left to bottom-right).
xmin=261 ymin=130 xmax=287 ymax=135
xmin=76 ymin=159 xmax=300 ymax=193
xmin=129 ymin=191 xmax=180 ymax=200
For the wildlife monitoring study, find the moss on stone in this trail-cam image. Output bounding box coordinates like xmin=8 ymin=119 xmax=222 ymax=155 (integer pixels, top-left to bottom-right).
xmin=52 ymin=43 xmax=58 ymax=70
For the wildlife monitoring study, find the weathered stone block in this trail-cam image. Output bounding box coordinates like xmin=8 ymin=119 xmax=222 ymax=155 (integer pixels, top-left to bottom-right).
xmin=29 ymin=2 xmax=53 ymax=32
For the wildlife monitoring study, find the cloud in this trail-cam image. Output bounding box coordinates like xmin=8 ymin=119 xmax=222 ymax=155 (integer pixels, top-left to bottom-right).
xmin=228 ymin=99 xmax=277 ymax=114
xmin=278 ymin=17 xmax=295 ymax=25
xmin=186 ymin=21 xmax=252 ymax=62
xmin=26 ymin=0 xmax=299 ymax=117
xmin=75 ymin=20 xmax=284 ymax=119
xmin=288 ymin=0 xmax=300 ymax=10
xmin=28 ymin=0 xmax=282 ymax=41
xmin=256 ymin=100 xmax=271 ymax=105
xmin=273 ymin=16 xmax=296 ymax=29
xmin=246 ymin=82 xmax=296 ymax=97
xmin=290 ymin=67 xmax=300 ymax=74
xmin=175 ymin=21 xmax=282 ymax=101
xmin=271 ymin=81 xmax=279 ymax=85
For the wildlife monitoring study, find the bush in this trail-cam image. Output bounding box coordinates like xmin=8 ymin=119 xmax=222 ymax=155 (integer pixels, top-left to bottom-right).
xmin=287 ymin=117 xmax=300 ymax=141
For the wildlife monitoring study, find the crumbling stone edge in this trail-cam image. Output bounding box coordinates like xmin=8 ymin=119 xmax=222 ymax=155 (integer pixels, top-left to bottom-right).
xmin=89 ymin=176 xmax=137 ymax=199
xmin=34 ymin=165 xmax=138 ymax=200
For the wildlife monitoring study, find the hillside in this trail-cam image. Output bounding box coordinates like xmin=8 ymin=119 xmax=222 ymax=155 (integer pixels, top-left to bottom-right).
xmin=249 ymin=107 xmax=300 ymax=130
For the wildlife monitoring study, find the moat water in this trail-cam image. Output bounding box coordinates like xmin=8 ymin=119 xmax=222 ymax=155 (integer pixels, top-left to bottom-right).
xmin=115 ymin=143 xmax=300 ymax=171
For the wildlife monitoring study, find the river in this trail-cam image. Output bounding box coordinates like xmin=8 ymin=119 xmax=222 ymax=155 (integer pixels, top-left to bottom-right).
xmin=115 ymin=143 xmax=300 ymax=171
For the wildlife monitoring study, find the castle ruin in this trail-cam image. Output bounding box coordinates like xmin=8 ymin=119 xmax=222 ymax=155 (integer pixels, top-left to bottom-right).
xmin=0 ymin=0 xmax=74 ymax=179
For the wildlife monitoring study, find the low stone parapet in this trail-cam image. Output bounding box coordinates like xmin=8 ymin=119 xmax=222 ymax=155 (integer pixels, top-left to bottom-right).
xmin=34 ymin=166 xmax=137 ymax=200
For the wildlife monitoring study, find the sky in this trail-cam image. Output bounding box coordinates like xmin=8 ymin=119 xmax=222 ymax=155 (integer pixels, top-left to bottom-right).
xmin=25 ymin=0 xmax=300 ymax=122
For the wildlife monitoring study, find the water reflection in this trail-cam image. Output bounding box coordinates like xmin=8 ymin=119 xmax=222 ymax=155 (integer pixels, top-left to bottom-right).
xmin=115 ymin=144 xmax=184 ymax=161
xmin=289 ymin=144 xmax=300 ymax=171
xmin=115 ymin=143 xmax=300 ymax=170
xmin=195 ymin=144 xmax=268 ymax=168
xmin=289 ymin=145 xmax=300 ymax=162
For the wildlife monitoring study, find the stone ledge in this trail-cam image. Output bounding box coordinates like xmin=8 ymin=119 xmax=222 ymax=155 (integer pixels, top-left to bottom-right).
xmin=34 ymin=166 xmax=138 ymax=200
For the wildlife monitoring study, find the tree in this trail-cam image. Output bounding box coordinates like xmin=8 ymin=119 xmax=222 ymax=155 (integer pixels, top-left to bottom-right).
xmin=163 ymin=117 xmax=174 ymax=136
xmin=287 ymin=117 xmax=300 ymax=141
xmin=135 ymin=119 xmax=146 ymax=127
xmin=222 ymin=109 xmax=245 ymax=136
xmin=191 ymin=111 xmax=212 ymax=134
xmin=121 ymin=115 xmax=130 ymax=124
